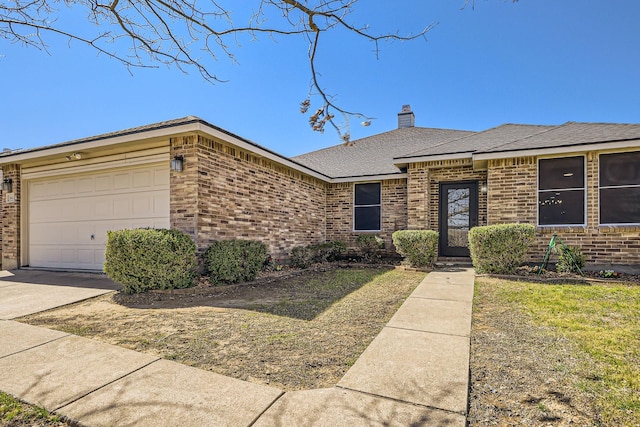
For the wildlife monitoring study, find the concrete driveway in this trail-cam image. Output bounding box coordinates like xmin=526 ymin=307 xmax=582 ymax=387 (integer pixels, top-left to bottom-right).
xmin=0 ymin=270 xmax=120 ymax=320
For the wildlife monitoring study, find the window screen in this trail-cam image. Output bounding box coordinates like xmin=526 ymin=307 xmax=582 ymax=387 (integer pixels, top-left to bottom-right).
xmin=354 ymin=183 xmax=381 ymax=231
xmin=600 ymin=152 xmax=640 ymax=224
xmin=538 ymin=157 xmax=585 ymax=226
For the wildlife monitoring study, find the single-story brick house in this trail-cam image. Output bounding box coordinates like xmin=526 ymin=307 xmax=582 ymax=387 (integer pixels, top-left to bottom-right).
xmin=1 ymin=106 xmax=639 ymax=271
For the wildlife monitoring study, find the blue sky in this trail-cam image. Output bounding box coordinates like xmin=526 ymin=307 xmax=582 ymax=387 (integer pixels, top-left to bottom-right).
xmin=2 ymin=1 xmax=639 ymax=157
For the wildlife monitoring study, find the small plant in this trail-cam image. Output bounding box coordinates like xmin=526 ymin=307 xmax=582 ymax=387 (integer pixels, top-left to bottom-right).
xmin=356 ymin=235 xmax=385 ymax=262
xmin=290 ymin=245 xmax=313 ymax=268
xmin=556 ymin=245 xmax=586 ymax=274
xmin=598 ymin=269 xmax=621 ymax=279
xmin=264 ymin=255 xmax=284 ymax=272
xmin=392 ymin=230 xmax=438 ymax=268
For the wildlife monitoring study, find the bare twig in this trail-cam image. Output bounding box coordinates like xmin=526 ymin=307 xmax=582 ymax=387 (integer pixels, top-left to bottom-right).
xmin=1 ymin=0 xmax=435 ymax=141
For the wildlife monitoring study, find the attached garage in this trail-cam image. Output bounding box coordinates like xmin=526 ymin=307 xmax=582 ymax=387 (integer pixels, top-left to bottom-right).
xmin=24 ymin=163 xmax=170 ymax=270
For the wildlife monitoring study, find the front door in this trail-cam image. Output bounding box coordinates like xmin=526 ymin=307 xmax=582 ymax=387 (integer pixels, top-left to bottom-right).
xmin=439 ymin=182 xmax=478 ymax=257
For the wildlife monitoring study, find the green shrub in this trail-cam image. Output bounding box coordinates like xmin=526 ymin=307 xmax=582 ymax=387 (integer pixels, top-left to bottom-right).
xmin=290 ymin=246 xmax=313 ymax=268
xmin=392 ymin=230 xmax=438 ymax=268
xmin=468 ymin=224 xmax=535 ymax=274
xmin=310 ymin=240 xmax=347 ymax=263
xmin=204 ymin=240 xmax=268 ymax=285
xmin=356 ymin=235 xmax=385 ymax=262
xmin=556 ymin=245 xmax=586 ymax=273
xmin=289 ymin=241 xmax=346 ymax=268
xmin=104 ymin=228 xmax=197 ymax=294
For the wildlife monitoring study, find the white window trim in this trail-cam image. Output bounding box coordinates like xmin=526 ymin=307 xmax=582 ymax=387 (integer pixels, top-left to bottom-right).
xmin=536 ymin=155 xmax=587 ymax=227
xmin=598 ymin=151 xmax=640 ymax=226
xmin=353 ymin=181 xmax=382 ymax=232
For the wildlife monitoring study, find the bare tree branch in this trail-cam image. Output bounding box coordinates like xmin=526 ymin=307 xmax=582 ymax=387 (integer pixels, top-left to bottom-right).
xmin=1 ymin=0 xmax=436 ymax=141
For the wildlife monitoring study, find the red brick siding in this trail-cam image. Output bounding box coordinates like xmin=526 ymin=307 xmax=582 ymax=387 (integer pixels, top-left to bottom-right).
xmin=487 ymin=154 xmax=640 ymax=265
xmin=171 ymin=135 xmax=326 ymax=260
xmin=326 ymin=179 xmax=407 ymax=252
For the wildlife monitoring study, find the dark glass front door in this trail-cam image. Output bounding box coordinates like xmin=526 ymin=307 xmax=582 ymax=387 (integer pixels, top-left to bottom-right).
xmin=439 ymin=182 xmax=478 ymax=257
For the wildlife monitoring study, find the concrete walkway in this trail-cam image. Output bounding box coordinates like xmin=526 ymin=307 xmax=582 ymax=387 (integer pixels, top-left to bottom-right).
xmin=0 ymin=268 xmax=475 ymax=426
xmin=0 ymin=270 xmax=119 ymax=320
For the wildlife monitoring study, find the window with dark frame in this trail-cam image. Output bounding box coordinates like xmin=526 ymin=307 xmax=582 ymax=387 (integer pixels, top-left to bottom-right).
xmin=538 ymin=156 xmax=585 ymax=226
xmin=599 ymin=151 xmax=640 ymax=225
xmin=354 ymin=182 xmax=381 ymax=231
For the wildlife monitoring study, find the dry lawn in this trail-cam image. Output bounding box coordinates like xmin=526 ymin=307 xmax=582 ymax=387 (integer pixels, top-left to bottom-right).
xmin=20 ymin=267 xmax=426 ymax=391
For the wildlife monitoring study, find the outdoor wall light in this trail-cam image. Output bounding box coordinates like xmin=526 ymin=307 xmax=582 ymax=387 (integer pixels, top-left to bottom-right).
xmin=2 ymin=178 xmax=12 ymax=192
xmin=65 ymin=152 xmax=83 ymax=161
xmin=171 ymin=155 xmax=184 ymax=172
xmin=481 ymin=182 xmax=488 ymax=194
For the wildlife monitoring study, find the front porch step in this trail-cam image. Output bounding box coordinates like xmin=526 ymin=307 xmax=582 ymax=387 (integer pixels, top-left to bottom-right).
xmin=435 ymin=257 xmax=473 ymax=268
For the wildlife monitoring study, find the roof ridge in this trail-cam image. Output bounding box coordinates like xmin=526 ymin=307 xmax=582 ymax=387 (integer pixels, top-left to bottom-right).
xmin=291 ymin=126 xmax=475 ymax=158
xmin=395 ymin=123 xmax=558 ymax=159
xmin=476 ymin=123 xmax=563 ymax=153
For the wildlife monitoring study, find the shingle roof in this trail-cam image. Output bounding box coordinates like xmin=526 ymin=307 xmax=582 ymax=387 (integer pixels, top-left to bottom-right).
xmin=396 ymin=124 xmax=554 ymax=159
xmin=481 ymin=121 xmax=640 ymax=154
xmin=291 ymin=126 xmax=475 ymax=178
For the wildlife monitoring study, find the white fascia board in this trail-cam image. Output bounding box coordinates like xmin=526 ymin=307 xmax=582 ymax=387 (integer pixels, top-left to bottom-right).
xmin=0 ymin=121 xmax=332 ymax=182
xmin=393 ymin=152 xmax=472 ymax=164
xmin=0 ymin=123 xmax=198 ymax=164
xmin=330 ymin=173 xmax=408 ymax=183
xmin=473 ymin=139 xmax=640 ymax=161
xmin=195 ymin=122 xmax=331 ymax=181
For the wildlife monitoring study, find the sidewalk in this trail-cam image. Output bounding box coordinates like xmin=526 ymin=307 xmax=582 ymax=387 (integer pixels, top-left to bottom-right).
xmin=0 ymin=268 xmax=475 ymax=426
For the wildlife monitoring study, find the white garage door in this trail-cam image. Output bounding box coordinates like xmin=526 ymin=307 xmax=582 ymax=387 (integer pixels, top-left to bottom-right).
xmin=28 ymin=163 xmax=170 ymax=270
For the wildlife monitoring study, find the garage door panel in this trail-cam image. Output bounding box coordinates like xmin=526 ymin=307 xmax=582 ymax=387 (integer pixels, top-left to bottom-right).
xmin=113 ymin=172 xmax=132 ymax=190
xmin=94 ymin=199 xmax=112 ymax=218
xmin=60 ymin=178 xmax=79 ymax=195
xmin=112 ymin=197 xmax=132 ymax=217
xmin=154 ymin=194 xmax=169 ymax=213
xmin=133 ymin=170 xmax=152 ymax=187
xmin=29 ymin=223 xmax=78 ymax=245
xmin=28 ymin=163 xmax=170 ymax=270
xmin=94 ymin=175 xmax=111 ymax=192
xmin=133 ymin=196 xmax=152 ymax=215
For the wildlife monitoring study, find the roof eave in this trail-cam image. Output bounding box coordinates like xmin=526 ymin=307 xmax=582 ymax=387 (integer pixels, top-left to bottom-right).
xmin=193 ymin=121 xmax=332 ymax=181
xmin=0 ymin=118 xmax=333 ymax=182
xmin=473 ymin=138 xmax=640 ymax=161
xmin=394 ymin=151 xmax=474 ymax=165
xmin=329 ymin=173 xmax=408 ymax=183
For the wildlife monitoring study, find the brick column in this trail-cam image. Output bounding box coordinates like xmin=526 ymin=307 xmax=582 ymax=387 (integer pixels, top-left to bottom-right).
xmin=169 ymin=135 xmax=199 ymax=247
xmin=407 ymin=163 xmax=430 ymax=229
xmin=2 ymin=164 xmax=21 ymax=270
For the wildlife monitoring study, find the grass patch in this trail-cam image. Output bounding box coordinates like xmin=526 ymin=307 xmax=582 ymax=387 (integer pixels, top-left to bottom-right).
xmin=0 ymin=391 xmax=67 ymax=426
xmin=482 ymin=278 xmax=640 ymax=426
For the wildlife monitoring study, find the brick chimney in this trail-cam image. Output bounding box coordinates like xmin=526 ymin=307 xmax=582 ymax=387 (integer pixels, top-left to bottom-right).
xmin=398 ymin=104 xmax=415 ymax=128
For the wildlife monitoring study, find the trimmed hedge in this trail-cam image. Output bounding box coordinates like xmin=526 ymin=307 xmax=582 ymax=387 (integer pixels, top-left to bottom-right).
xmin=468 ymin=223 xmax=535 ymax=274
xmin=204 ymin=240 xmax=268 ymax=285
xmin=392 ymin=230 xmax=438 ymax=268
xmin=104 ymin=228 xmax=197 ymax=294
